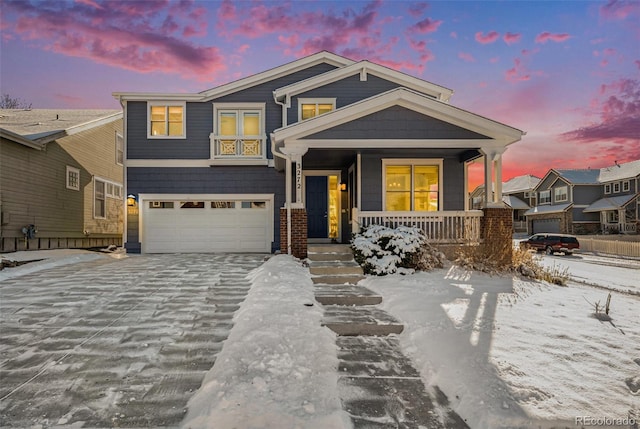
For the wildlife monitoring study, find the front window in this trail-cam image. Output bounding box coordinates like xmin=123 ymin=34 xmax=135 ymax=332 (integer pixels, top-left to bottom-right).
xmin=607 ymin=211 xmax=619 ymax=223
xmin=539 ymin=190 xmax=551 ymax=205
xmin=94 ymin=179 xmax=106 ymax=218
xmin=554 ymin=186 xmax=568 ymax=202
xmin=384 ymin=160 xmax=441 ymax=211
xmin=115 ymin=132 xmax=124 ymax=165
xmin=66 ymin=166 xmax=80 ymax=191
xmin=213 ymin=104 xmax=265 ymax=159
xmin=148 ymin=103 xmax=185 ymax=138
xmin=298 ymin=98 xmax=336 ymax=121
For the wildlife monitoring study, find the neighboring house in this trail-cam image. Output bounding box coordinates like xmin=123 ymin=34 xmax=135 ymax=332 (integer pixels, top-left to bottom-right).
xmin=525 ymin=169 xmax=602 ymax=234
xmin=584 ymin=159 xmax=640 ymax=234
xmin=114 ymin=51 xmax=524 ymax=255
xmin=0 ymin=109 xmax=124 ymax=252
xmin=469 ymin=174 xmax=540 ymax=233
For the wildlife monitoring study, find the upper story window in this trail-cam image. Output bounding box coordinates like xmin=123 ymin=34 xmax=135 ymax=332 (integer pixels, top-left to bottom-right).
xmin=554 ymin=186 xmax=568 ymax=203
xmin=604 ymin=183 xmax=611 ymax=194
xmin=622 ymin=181 xmax=630 ymax=192
xmin=383 ymin=159 xmax=442 ymax=212
xmin=148 ymin=102 xmax=185 ymax=138
xmin=613 ymin=182 xmax=620 ymax=193
xmin=539 ymin=190 xmax=551 ymax=205
xmin=212 ymin=103 xmax=266 ymax=160
xmin=66 ymin=166 xmax=80 ymax=191
xmin=298 ymin=98 xmax=336 ymax=121
xmin=115 ymin=132 xmax=124 ymax=165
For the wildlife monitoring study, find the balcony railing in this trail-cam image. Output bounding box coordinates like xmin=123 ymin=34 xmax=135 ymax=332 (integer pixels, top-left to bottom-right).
xmin=354 ymin=209 xmax=483 ymax=243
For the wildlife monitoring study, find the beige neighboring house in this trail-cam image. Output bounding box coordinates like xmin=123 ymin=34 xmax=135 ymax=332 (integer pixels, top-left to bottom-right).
xmin=0 ymin=109 xmax=123 ymax=252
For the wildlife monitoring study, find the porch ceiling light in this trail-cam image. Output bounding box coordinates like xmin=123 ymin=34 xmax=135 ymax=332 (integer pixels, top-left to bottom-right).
xmin=127 ymin=194 xmax=137 ymax=207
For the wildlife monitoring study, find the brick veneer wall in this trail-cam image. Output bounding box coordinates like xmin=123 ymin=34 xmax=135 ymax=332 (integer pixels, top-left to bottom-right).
xmin=481 ymin=207 xmax=513 ymax=265
xmin=280 ymin=208 xmax=307 ymax=259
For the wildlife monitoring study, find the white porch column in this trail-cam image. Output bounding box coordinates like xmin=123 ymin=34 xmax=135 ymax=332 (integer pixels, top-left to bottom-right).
xmin=281 ymin=145 xmax=308 ymax=209
xmin=480 ymin=147 xmax=506 ymax=208
xmin=356 ymin=152 xmax=362 ymax=210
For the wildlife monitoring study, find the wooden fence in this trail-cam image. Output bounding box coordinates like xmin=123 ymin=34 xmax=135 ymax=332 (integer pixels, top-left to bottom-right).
xmin=579 ymin=238 xmax=640 ymax=258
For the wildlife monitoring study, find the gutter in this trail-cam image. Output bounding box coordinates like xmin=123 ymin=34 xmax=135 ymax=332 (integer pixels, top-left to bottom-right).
xmin=272 ymin=92 xmax=292 ymax=255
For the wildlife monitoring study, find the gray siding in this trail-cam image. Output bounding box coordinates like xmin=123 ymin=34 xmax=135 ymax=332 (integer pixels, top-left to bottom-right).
xmin=306 ymin=106 xmax=488 ymax=140
xmin=127 ymin=63 xmax=338 ymax=160
xmin=288 ymin=74 xmax=401 ymax=125
xmin=573 ymin=184 xmax=602 ymax=205
xmin=127 ymin=166 xmax=285 ymax=251
xmin=538 ymin=173 xmax=560 ymax=191
xmin=573 ymin=207 xmax=599 ymax=222
xmin=360 ymin=150 xmax=466 ymax=211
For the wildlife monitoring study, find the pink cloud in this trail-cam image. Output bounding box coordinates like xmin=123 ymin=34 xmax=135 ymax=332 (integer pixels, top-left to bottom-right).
xmin=503 ymin=32 xmax=521 ymax=45
xmin=506 ymin=59 xmax=530 ymax=82
xmin=407 ymin=3 xmax=429 ymax=17
xmin=4 ymin=1 xmax=224 ymax=81
xmin=535 ymin=32 xmax=571 ymax=43
xmin=635 ymin=60 xmax=640 ymax=69
xmin=599 ymin=0 xmax=640 ymax=20
xmin=458 ymin=52 xmax=475 ymax=62
xmin=75 ymin=0 xmax=103 ymax=10
xmin=563 ymin=78 xmax=640 ymax=144
xmin=475 ymin=31 xmax=500 ymax=44
xmin=408 ymin=38 xmax=435 ymax=65
xmin=407 ymin=17 xmax=443 ymax=34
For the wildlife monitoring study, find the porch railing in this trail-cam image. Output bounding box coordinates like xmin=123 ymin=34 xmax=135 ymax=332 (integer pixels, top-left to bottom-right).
xmin=353 ymin=209 xmax=483 ymax=243
xmin=513 ymin=220 xmax=528 ymax=232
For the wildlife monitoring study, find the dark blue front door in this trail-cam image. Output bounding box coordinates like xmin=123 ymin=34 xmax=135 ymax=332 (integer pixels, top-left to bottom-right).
xmin=306 ymin=176 xmax=328 ymax=238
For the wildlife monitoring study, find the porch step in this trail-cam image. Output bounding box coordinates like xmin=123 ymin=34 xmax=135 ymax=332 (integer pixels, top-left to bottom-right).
xmin=311 ymin=275 xmax=365 ymax=285
xmin=308 ymin=252 xmax=355 ymax=262
xmin=314 ymin=284 xmax=382 ymax=306
xmin=322 ymin=305 xmax=404 ymax=336
xmin=308 ymin=244 xmax=352 ymax=254
xmin=309 ymin=264 xmax=363 ymax=276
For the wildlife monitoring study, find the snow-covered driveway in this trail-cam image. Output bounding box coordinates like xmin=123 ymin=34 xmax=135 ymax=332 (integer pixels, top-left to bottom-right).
xmin=0 ymin=253 xmax=265 ymax=427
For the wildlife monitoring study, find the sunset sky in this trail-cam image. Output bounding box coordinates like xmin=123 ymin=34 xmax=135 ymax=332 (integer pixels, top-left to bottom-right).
xmin=1 ymin=0 xmax=639 ymax=184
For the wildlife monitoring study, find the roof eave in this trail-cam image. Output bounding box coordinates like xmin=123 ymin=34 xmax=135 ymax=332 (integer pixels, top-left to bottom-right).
xmin=0 ymin=128 xmax=45 ymax=150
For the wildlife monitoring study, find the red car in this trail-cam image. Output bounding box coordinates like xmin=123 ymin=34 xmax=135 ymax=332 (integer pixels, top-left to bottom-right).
xmin=520 ymin=234 xmax=580 ymax=255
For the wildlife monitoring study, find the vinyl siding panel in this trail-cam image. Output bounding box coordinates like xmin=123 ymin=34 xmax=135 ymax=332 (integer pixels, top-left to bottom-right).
xmin=305 ymin=106 xmax=488 ymax=140
xmin=573 ymin=185 xmax=602 ymax=205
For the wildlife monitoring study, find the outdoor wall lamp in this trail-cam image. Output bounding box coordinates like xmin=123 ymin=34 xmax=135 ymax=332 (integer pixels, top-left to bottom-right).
xmin=127 ymin=194 xmax=137 ymax=207
xmin=340 ymin=182 xmax=347 ymax=191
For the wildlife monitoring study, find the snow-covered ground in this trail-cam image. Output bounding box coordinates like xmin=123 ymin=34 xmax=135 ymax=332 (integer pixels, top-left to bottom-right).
xmin=363 ymin=264 xmax=640 ymax=428
xmin=0 ymin=249 xmax=112 ymax=281
xmin=182 ymin=255 xmax=350 ymax=429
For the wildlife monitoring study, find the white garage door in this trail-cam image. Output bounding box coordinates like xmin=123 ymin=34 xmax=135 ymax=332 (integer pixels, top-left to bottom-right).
xmin=141 ymin=196 xmax=272 ymax=253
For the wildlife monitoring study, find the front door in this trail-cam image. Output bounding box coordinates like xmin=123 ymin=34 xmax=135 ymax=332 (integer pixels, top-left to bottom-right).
xmin=306 ymin=176 xmax=328 ymax=238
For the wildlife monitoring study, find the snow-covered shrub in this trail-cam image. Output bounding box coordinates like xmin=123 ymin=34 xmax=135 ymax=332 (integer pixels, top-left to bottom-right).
xmin=351 ymin=225 xmax=446 ymax=275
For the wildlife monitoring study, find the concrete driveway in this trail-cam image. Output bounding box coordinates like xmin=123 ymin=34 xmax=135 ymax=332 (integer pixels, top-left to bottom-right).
xmin=0 ymin=253 xmax=266 ymax=427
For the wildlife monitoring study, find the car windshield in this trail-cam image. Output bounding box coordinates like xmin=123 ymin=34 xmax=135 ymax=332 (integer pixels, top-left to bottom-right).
xmin=560 ymin=237 xmax=578 ymax=243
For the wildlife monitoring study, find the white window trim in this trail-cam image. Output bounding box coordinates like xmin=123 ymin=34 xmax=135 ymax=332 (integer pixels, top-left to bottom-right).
xmin=613 ymin=182 xmax=621 ymax=193
xmin=604 ymin=183 xmax=611 ymax=194
xmin=381 ymin=158 xmax=444 ymax=211
xmin=622 ymin=181 xmax=630 ymax=192
xmin=115 ymin=131 xmax=124 ymax=165
xmin=147 ymin=101 xmax=186 ymax=139
xmin=539 ymin=190 xmax=551 ymax=205
xmin=66 ymin=166 xmax=80 ymax=191
xmin=211 ymin=103 xmax=266 ymax=162
xmin=94 ymin=178 xmax=106 ymax=219
xmin=297 ymin=97 xmax=336 ymax=122
xmin=554 ymin=186 xmax=568 ymax=203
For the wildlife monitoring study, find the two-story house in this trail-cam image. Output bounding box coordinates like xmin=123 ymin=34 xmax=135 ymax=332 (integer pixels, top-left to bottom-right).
xmin=1 ymin=109 xmax=124 ymax=251
xmin=114 ymin=51 xmax=524 ymax=256
xmin=584 ymin=159 xmax=640 ymax=234
xmin=525 ymin=169 xmax=602 ymax=234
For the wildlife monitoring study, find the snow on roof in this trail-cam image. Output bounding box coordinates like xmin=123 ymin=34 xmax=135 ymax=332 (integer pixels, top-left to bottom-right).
xmin=502 ymin=174 xmax=541 ymax=193
xmin=0 ymin=109 xmax=121 ymax=142
xmin=598 ymin=159 xmax=640 ymax=183
xmin=502 ymin=195 xmax=530 ymax=210
xmin=583 ymin=194 xmax=638 ymax=212
xmin=524 ymin=203 xmax=572 ymax=216
xmin=555 ymin=169 xmax=600 ymax=184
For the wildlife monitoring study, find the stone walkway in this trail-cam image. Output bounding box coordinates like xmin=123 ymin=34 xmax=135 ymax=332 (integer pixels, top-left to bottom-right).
xmin=0 ymin=253 xmax=264 ymax=428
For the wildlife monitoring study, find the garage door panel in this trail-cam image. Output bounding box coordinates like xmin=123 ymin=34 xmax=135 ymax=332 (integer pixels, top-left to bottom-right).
xmin=532 ymin=218 xmax=561 ymax=234
xmin=143 ymin=197 xmax=271 ymax=253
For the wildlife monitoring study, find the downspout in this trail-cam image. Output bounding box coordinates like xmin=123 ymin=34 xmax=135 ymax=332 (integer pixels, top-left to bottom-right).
xmin=272 ymin=93 xmax=292 ymax=255
xmin=118 ymin=96 xmax=128 ymax=249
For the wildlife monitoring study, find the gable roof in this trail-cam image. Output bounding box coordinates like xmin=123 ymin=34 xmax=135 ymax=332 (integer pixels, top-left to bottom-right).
xmin=0 ymin=109 xmax=122 ymax=145
xmin=503 ymin=195 xmax=530 ymax=210
xmin=556 ymin=169 xmax=601 ymax=184
xmin=583 ymin=194 xmax=639 ymax=212
xmin=272 ymin=88 xmax=524 ymax=148
xmin=502 ymin=174 xmax=541 ymax=194
xmin=113 ymin=51 xmax=354 ymax=102
xmin=598 ymin=159 xmax=640 ymax=183
xmin=273 ymin=60 xmax=453 ymax=103
xmin=525 ymin=203 xmax=572 ymax=216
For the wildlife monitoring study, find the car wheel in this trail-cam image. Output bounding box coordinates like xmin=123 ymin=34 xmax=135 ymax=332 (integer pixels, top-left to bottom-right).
xmin=545 ymin=246 xmax=553 ymax=255
xmin=565 ymin=251 xmax=572 ymax=256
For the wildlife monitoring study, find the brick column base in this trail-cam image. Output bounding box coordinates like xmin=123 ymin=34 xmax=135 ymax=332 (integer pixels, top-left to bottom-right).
xmin=481 ymin=207 xmax=513 ymax=265
xmin=280 ymin=208 xmax=308 ymax=259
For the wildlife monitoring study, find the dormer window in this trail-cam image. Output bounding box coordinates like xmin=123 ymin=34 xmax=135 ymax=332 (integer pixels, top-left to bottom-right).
xmin=298 ymin=98 xmax=336 ymax=121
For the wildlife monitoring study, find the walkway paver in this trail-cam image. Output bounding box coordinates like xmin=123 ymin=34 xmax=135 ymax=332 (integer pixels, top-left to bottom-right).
xmin=0 ymin=253 xmax=265 ymax=428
